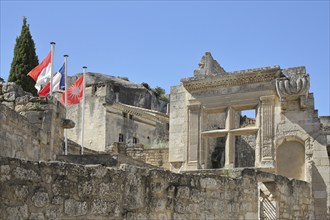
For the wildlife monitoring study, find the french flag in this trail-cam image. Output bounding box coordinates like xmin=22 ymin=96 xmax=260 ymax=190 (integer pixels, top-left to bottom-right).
xmin=38 ymin=64 xmax=65 ymax=97
xmin=27 ymin=51 xmax=52 ymax=92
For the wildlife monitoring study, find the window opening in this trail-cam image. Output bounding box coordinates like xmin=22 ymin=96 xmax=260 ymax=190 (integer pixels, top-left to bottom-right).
xmin=235 ymin=109 xmax=256 ymax=128
xmin=133 ymin=137 xmax=138 ymax=144
xmin=235 ymin=134 xmax=256 ymax=167
xmin=119 ymin=133 xmax=124 ymax=142
xmin=208 ymin=137 xmax=226 ymax=169
xmin=122 ymin=112 xmax=127 ymax=118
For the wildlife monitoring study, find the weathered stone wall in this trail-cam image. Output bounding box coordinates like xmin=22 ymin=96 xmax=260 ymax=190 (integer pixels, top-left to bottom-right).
xmin=106 ymin=142 xmax=169 ymax=169
xmin=0 ymin=83 xmax=67 ymax=161
xmin=0 ymin=156 xmax=312 ymax=219
xmin=144 ymin=148 xmax=169 ymax=169
xmin=66 ymin=86 xmax=107 ymax=152
xmin=169 ymin=84 xmax=190 ymax=165
xmin=0 ymin=103 xmax=49 ymax=160
xmin=105 ymin=106 xmax=168 ymax=150
xmin=274 ymin=93 xmax=330 ymax=219
xmin=67 ymin=73 xmax=169 ymax=152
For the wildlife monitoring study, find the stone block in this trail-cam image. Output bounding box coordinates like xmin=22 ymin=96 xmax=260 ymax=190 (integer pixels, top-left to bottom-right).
xmin=30 ymin=212 xmax=45 ymax=220
xmin=32 ymin=191 xmax=49 ymax=208
xmin=13 ymin=166 xmax=41 ymax=182
xmin=64 ymin=199 xmax=88 ymax=216
xmin=3 ymin=91 xmax=16 ymax=101
xmin=2 ymin=101 xmax=14 ymax=109
xmin=6 ymin=205 xmax=28 ymax=219
xmin=45 ymin=207 xmax=62 ymax=220
xmin=91 ymin=199 xmax=116 ymax=215
xmin=0 ymin=165 xmax=10 ymax=181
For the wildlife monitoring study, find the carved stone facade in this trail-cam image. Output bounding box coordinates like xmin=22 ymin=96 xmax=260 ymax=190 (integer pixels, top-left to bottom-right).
xmin=169 ymin=52 xmax=330 ymax=219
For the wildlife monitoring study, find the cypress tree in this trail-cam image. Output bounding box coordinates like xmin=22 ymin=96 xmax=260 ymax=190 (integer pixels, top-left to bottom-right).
xmin=8 ymin=16 xmax=39 ymax=95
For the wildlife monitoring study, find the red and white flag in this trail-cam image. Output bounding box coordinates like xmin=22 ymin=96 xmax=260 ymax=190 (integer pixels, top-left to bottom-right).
xmin=61 ymin=75 xmax=84 ymax=105
xmin=38 ymin=63 xmax=65 ymax=97
xmin=27 ymin=51 xmax=52 ymax=91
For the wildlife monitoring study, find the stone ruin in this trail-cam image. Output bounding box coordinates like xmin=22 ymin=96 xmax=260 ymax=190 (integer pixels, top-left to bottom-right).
xmin=169 ymin=52 xmax=330 ymax=219
xmin=0 ymin=52 xmax=329 ymax=219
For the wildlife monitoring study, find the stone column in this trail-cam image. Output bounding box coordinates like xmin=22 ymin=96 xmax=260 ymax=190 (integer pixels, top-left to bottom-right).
xmin=225 ymin=107 xmax=235 ymax=168
xmin=186 ymin=103 xmax=201 ymax=170
xmin=260 ymin=95 xmax=275 ymax=167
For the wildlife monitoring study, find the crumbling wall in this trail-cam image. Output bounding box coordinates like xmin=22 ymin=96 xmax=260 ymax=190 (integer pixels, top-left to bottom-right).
xmin=0 ymin=82 xmax=67 ymax=161
xmin=0 ymin=156 xmax=312 ymax=220
xmin=107 ymin=142 xmax=169 ymax=169
xmin=144 ymin=148 xmax=169 ymax=169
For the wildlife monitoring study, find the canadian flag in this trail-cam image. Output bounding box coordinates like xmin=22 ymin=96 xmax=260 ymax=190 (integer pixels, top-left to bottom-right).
xmin=61 ymin=75 xmax=84 ymax=105
xmin=27 ymin=51 xmax=52 ymax=92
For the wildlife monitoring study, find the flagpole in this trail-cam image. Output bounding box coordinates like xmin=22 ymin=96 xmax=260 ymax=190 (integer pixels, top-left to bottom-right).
xmin=64 ymin=55 xmax=69 ymax=155
xmin=50 ymin=42 xmax=56 ymax=96
xmin=81 ymin=66 xmax=87 ymax=155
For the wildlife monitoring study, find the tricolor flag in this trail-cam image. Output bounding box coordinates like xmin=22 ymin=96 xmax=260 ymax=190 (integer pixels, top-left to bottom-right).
xmin=27 ymin=51 xmax=52 ymax=92
xmin=61 ymin=75 xmax=84 ymax=105
xmin=38 ymin=64 xmax=65 ymax=97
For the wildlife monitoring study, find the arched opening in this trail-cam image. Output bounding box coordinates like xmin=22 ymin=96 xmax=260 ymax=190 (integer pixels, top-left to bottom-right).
xmin=276 ymin=141 xmax=305 ymax=181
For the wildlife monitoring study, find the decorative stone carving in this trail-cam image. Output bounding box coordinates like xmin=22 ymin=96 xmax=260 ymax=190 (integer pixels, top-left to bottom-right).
xmin=276 ymin=67 xmax=310 ymax=110
xmin=182 ymin=66 xmax=280 ymax=92
xmin=260 ymin=95 xmax=275 ymax=167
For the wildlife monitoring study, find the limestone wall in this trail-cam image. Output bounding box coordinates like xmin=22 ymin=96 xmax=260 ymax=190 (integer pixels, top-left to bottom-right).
xmin=105 ymin=106 xmax=168 ymax=149
xmin=0 ymin=103 xmax=49 ymax=160
xmin=273 ymin=93 xmax=330 ymax=219
xmin=0 ymin=82 xmax=67 ymax=161
xmin=107 ymin=142 xmax=169 ymax=169
xmin=144 ymin=148 xmax=169 ymax=169
xmin=0 ymin=156 xmax=312 ymax=219
xmin=169 ymin=84 xmax=190 ymax=165
xmin=66 ymin=86 xmax=107 ymax=152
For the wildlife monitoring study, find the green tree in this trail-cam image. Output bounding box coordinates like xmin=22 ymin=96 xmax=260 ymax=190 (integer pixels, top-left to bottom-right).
xmin=8 ymin=16 xmax=39 ymax=95
xmin=141 ymin=82 xmax=151 ymax=90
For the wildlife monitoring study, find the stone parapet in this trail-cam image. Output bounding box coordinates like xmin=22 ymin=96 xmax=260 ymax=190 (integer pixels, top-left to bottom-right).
xmin=0 ymin=156 xmax=312 ymax=219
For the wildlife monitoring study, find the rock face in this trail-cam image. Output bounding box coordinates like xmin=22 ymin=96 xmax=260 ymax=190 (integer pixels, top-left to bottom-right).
xmin=68 ymin=72 xmax=168 ymax=112
xmin=0 ymin=156 xmax=312 ymax=220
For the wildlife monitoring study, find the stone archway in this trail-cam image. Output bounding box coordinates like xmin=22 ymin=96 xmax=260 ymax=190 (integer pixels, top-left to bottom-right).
xmin=276 ymin=141 xmax=305 ymax=181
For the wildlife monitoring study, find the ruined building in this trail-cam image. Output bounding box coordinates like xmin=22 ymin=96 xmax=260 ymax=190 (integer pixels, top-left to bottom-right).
xmin=169 ymin=52 xmax=330 ymax=219
xmin=65 ymin=73 xmax=169 ymax=152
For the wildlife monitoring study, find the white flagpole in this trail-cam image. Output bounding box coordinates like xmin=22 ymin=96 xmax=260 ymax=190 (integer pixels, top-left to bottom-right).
xmin=81 ymin=66 xmax=87 ymax=155
xmin=64 ymin=55 xmax=69 ymax=155
xmin=50 ymin=42 xmax=56 ymax=96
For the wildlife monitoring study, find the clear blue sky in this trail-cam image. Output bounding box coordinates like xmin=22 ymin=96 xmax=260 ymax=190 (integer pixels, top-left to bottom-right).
xmin=1 ymin=1 xmax=329 ymax=116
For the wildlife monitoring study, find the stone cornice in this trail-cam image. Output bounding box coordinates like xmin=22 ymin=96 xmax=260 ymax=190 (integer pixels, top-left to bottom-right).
xmin=106 ymin=102 xmax=169 ymax=124
xmin=181 ymin=66 xmax=280 ymax=92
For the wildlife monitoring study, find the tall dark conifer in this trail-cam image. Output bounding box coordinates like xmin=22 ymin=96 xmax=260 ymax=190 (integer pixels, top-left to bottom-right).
xmin=8 ymin=16 xmax=39 ymax=95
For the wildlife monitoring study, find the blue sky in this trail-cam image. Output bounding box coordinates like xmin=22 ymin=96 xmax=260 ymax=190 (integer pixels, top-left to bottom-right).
xmin=1 ymin=1 xmax=329 ymax=116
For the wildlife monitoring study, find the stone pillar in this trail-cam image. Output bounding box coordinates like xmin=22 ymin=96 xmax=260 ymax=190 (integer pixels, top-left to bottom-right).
xmin=260 ymin=95 xmax=275 ymax=167
xmin=305 ymin=137 xmax=313 ymax=183
xmin=225 ymin=107 xmax=235 ymax=168
xmin=186 ymin=103 xmax=201 ymax=170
